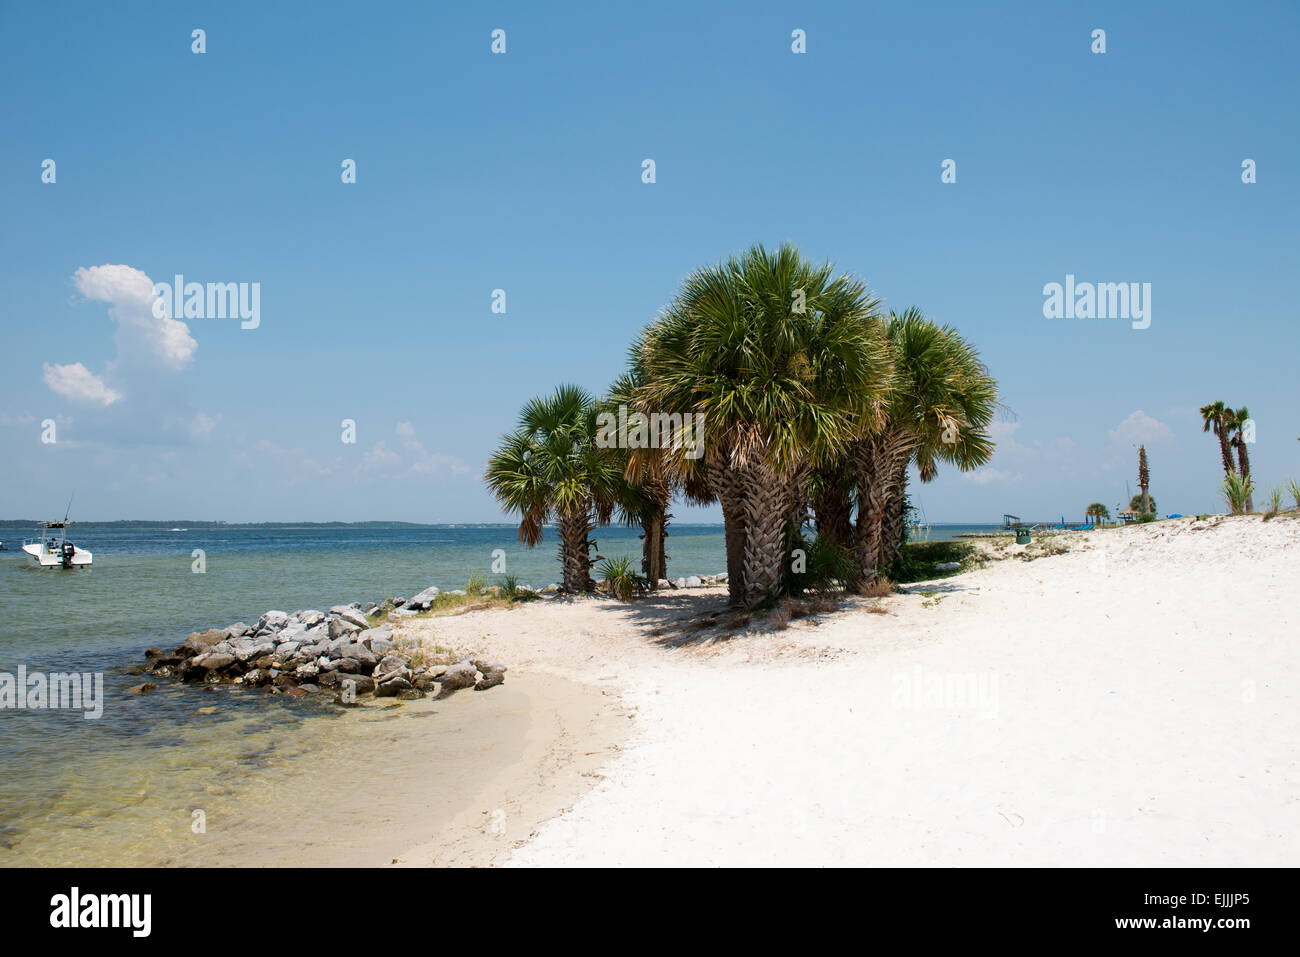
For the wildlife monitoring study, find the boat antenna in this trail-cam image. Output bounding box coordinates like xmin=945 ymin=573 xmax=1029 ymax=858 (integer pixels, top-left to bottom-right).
xmin=64 ymin=491 xmax=75 ymax=523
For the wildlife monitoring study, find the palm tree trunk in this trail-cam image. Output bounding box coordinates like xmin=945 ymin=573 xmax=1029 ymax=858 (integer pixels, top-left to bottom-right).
xmin=853 ymin=430 xmax=917 ymax=585
xmin=1217 ymin=428 xmax=1235 ymax=478
xmin=740 ymin=458 xmax=790 ymax=608
xmin=708 ymin=450 xmax=747 ymax=607
xmin=556 ymin=509 xmax=594 ymax=593
xmin=784 ymin=462 xmax=810 ymax=534
xmin=883 ymin=460 xmax=911 ymax=571
xmin=812 ymin=465 xmax=853 ymax=548
xmin=641 ymin=506 xmax=666 ymax=585
xmin=1237 ymin=443 xmax=1253 ymax=512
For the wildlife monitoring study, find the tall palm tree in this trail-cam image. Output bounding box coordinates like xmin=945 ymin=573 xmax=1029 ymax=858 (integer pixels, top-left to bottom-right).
xmin=852 ymin=311 xmax=996 ymax=584
xmin=1137 ymin=445 xmax=1151 ymax=513
xmin=1085 ymin=502 xmax=1110 ymax=528
xmin=485 ymin=385 xmax=619 ymax=593
xmin=1226 ymin=406 xmax=1253 ymax=512
xmin=638 ymin=243 xmax=891 ymax=608
xmin=1199 ymin=401 xmax=1236 ymax=479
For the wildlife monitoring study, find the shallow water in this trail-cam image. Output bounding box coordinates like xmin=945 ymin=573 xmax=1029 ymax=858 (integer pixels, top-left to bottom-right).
xmin=0 ymin=522 xmax=728 ymax=865
xmin=0 ymin=520 xmax=996 ymax=865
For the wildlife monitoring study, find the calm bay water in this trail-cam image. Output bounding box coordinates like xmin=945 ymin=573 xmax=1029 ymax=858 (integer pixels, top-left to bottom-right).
xmin=0 ymin=521 xmax=728 ymax=864
xmin=0 ymin=519 xmax=995 ymax=864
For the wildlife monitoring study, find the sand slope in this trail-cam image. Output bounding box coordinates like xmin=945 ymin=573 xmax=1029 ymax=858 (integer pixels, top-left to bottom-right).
xmin=400 ymin=515 xmax=1298 ymax=867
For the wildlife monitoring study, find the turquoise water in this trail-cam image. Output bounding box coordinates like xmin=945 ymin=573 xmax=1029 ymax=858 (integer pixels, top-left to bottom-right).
xmin=0 ymin=519 xmax=997 ymax=864
xmin=0 ymin=521 xmax=729 ymax=864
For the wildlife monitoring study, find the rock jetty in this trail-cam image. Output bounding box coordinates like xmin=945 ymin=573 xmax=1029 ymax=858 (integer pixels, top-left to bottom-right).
xmin=141 ymin=602 xmax=506 ymax=705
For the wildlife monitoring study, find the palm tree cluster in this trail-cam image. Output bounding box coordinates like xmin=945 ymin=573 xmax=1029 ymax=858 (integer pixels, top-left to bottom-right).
xmin=487 ymin=243 xmax=999 ymax=609
xmin=1085 ymin=502 xmax=1110 ymax=527
xmin=1199 ymin=401 xmax=1254 ymax=512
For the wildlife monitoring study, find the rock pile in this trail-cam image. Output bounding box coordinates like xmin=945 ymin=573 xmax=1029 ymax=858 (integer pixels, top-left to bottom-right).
xmin=141 ymin=603 xmax=505 ymax=704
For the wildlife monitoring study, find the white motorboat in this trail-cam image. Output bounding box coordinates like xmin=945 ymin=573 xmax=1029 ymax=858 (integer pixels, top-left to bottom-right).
xmin=22 ymin=521 xmax=92 ymax=569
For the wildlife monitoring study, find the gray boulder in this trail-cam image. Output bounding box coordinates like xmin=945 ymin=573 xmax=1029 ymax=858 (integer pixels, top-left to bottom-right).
xmin=374 ymin=676 xmax=413 ymax=697
xmin=225 ymin=622 xmax=250 ymax=639
xmin=329 ymin=605 xmax=370 ymax=629
xmin=339 ymin=642 xmax=377 ymax=667
xmin=258 ymin=611 xmax=290 ymax=631
xmin=328 ymin=617 xmax=361 ymax=639
xmin=374 ymin=654 xmax=411 ymax=683
xmin=432 ymin=662 xmax=478 ymax=694
xmin=195 ymin=652 xmax=236 ymax=671
xmin=336 ymin=675 xmax=375 ymax=699
xmin=177 ymin=629 xmax=226 ymax=658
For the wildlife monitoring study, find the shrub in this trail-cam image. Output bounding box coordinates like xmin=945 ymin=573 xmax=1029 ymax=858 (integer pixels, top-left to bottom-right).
xmin=1222 ymin=472 xmax=1254 ymax=515
xmin=785 ymin=530 xmax=859 ymax=596
xmin=1263 ymin=487 xmax=1284 ymax=520
xmin=598 ymin=556 xmax=649 ymax=602
xmin=500 ymin=574 xmax=537 ymax=602
xmin=1137 ymin=512 xmax=1156 ymax=524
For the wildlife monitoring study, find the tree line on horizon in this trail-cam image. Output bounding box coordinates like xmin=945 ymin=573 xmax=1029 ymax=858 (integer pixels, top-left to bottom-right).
xmin=485 ymin=243 xmax=999 ymax=610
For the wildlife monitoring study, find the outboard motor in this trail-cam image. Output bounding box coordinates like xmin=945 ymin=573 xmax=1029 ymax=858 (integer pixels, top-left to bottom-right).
xmin=61 ymin=541 xmax=76 ymax=568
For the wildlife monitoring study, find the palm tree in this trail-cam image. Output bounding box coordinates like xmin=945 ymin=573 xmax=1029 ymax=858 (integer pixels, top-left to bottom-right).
xmin=1226 ymin=406 xmax=1253 ymax=512
xmin=1199 ymin=401 xmax=1236 ymax=479
xmin=852 ymin=311 xmax=997 ymax=584
xmin=1128 ymin=494 xmax=1157 ymax=515
xmin=485 ymin=385 xmax=619 ymax=593
xmin=1085 ymin=502 xmax=1110 ymax=528
xmin=1137 ymin=445 xmax=1151 ymax=513
xmin=638 ymin=243 xmax=892 ymax=608
xmin=599 ymin=370 xmax=672 ymax=586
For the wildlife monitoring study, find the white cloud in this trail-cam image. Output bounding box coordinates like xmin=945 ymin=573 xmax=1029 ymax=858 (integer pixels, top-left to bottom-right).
xmin=73 ymin=264 xmax=197 ymax=371
xmin=1108 ymin=410 xmax=1173 ymax=445
xmin=962 ymin=467 xmax=1022 ymax=486
xmin=356 ymin=424 xmax=470 ymax=479
xmin=189 ymin=412 xmax=220 ymax=438
xmin=42 ymin=362 xmax=122 ymax=406
xmin=44 ymin=265 xmax=199 ymax=407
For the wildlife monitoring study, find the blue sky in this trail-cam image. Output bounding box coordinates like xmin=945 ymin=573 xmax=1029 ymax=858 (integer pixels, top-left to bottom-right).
xmin=2 ymin=1 xmax=1297 ymax=522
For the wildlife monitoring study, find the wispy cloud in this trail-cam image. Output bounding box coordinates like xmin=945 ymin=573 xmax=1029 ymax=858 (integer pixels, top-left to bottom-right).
xmin=1108 ymin=410 xmax=1173 ymax=445
xmin=42 ymin=362 xmax=122 ymax=406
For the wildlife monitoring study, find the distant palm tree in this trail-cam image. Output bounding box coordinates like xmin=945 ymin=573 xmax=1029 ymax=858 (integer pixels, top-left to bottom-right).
xmin=1226 ymin=406 xmax=1253 ymax=512
xmin=485 ymin=385 xmax=619 ymax=593
xmin=1085 ymin=502 xmax=1110 ymax=528
xmin=1137 ymin=445 xmax=1151 ymax=513
xmin=1129 ymin=494 xmax=1157 ymax=515
xmin=1199 ymin=401 xmax=1236 ymax=479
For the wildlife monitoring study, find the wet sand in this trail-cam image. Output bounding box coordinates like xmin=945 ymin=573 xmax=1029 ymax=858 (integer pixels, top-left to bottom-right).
xmin=171 ymin=673 xmax=628 ymax=867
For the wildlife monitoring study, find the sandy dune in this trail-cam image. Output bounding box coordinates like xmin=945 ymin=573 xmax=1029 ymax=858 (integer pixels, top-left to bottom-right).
xmin=398 ymin=515 xmax=1299 ymax=866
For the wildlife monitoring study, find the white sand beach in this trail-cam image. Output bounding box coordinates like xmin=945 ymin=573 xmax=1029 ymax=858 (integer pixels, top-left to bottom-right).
xmin=394 ymin=515 xmax=1298 ymax=867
